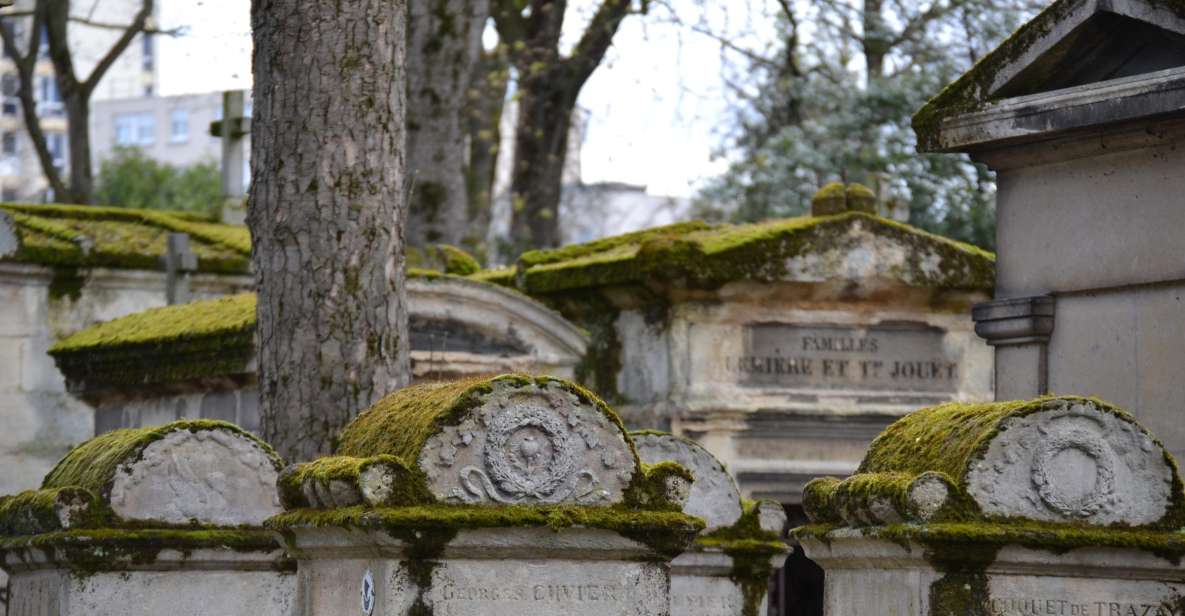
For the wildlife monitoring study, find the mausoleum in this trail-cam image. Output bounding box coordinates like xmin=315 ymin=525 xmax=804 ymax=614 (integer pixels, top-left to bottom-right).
xmin=482 ymin=199 xmax=997 ymax=505
xmin=914 ymin=0 xmax=1185 ymax=460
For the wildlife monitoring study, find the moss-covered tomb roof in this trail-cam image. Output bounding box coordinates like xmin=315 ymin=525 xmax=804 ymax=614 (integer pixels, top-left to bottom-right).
xmin=0 ymin=203 xmax=251 ymax=274
xmin=502 ymin=212 xmax=994 ymax=295
xmin=912 ymin=0 xmax=1185 ymax=150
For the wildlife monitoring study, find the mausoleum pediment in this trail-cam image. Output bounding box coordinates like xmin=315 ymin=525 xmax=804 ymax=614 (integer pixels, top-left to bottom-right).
xmin=498 ymin=213 xmax=994 ymax=297
xmin=914 ymin=0 xmax=1185 ymax=152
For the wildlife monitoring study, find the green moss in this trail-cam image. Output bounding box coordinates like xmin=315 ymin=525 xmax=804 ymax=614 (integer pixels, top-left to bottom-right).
xmin=0 ymin=528 xmax=288 ymax=577
xmin=267 ymin=504 xmax=703 ymax=560
xmin=845 ymin=183 xmax=877 ymax=214
xmin=438 ymin=244 xmax=480 ymax=275
xmin=624 ymin=461 xmax=695 ymax=512
xmin=0 ymin=488 xmax=109 ymax=536
xmin=48 ymin=267 xmax=85 ymax=302
xmin=277 ymin=455 xmax=432 ymax=509
xmin=467 ymin=265 xmax=516 ymax=287
xmin=336 ymin=375 xmax=639 ymax=477
xmin=805 ymin=472 xmax=970 ymax=526
xmin=41 ymin=420 xmax=283 ymax=503
xmin=517 ymin=220 xmax=717 ymax=269
xmin=697 ymin=500 xmax=789 ymax=616
xmin=510 ymin=212 xmax=994 ymax=295
xmin=802 ymin=477 xmax=842 ymax=523
xmin=855 ymin=395 xmax=1185 ymax=529
xmin=51 ymin=293 xmax=255 ymax=354
xmin=811 ymin=182 xmax=848 ymax=215
xmin=0 ymin=204 xmax=250 ymax=274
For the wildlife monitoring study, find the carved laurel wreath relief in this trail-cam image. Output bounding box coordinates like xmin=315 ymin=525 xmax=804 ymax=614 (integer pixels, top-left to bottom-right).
xmin=424 ymin=395 xmax=626 ymax=505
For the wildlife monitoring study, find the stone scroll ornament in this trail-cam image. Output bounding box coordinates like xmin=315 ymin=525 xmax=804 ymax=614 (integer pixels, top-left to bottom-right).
xmin=331 ymin=375 xmax=639 ymax=507
xmin=802 ymin=396 xmax=1185 ymax=528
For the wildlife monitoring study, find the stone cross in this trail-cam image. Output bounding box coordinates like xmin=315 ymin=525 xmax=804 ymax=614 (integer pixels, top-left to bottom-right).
xmin=210 ymin=90 xmax=251 ymax=226
xmin=160 ymin=232 xmax=197 ymax=305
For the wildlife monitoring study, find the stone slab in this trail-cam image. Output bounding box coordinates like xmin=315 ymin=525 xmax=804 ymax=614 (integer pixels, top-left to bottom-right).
xmin=803 ymin=537 xmax=1185 ymax=616
xmin=723 ymin=323 xmax=961 ymax=393
xmin=292 ymin=527 xmax=672 ymax=616
xmin=108 ymin=428 xmax=281 ymax=525
xmin=5 ymin=568 xmax=296 ymax=616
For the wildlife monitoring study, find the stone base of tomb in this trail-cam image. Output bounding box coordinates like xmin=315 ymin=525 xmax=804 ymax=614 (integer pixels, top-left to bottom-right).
xmin=1 ymin=531 xmax=295 ymax=616
xmin=670 ymin=545 xmax=786 ymax=616
xmin=287 ymin=525 xmax=681 ymax=616
xmin=800 ymin=528 xmax=1185 ymax=616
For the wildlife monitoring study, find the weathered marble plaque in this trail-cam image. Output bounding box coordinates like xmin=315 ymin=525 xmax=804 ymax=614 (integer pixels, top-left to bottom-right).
xmin=719 ymin=323 xmax=959 ymax=393
xmin=981 ymin=576 xmax=1185 ymax=616
xmin=428 ymin=560 xmax=668 ymax=616
xmin=670 ymin=576 xmax=745 ymax=616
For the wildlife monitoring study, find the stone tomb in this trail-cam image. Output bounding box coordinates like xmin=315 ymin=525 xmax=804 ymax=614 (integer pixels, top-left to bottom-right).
xmin=914 ymin=0 xmax=1185 ymax=461
xmin=797 ymin=396 xmax=1185 ymax=615
xmin=489 ymin=196 xmax=995 ymax=504
xmin=47 ymin=272 xmax=587 ymax=439
xmin=0 ymin=420 xmax=295 ymax=616
xmin=634 ymin=431 xmax=789 ymax=616
xmin=270 ymin=374 xmax=702 ymax=616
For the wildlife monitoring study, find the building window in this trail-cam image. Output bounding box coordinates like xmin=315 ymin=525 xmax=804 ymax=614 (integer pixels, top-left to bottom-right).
xmin=46 ymin=132 xmax=65 ymax=170
xmin=2 ymin=131 xmax=17 ymax=155
xmin=1 ymin=188 xmax=18 ymax=202
xmin=170 ymin=109 xmax=189 ymax=143
xmin=1 ymin=74 xmax=18 ymax=116
xmin=36 ymin=75 xmax=62 ymax=116
xmin=114 ymin=113 xmax=155 ymax=146
xmin=142 ymin=33 xmax=154 ymax=71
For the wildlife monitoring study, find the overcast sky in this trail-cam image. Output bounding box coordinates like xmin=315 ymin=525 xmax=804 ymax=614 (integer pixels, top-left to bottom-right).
xmin=157 ymin=1 xmax=783 ymax=199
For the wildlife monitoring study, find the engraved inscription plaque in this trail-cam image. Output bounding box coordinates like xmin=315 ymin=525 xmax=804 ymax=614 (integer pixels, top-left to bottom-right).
xmin=717 ymin=323 xmax=959 ymax=393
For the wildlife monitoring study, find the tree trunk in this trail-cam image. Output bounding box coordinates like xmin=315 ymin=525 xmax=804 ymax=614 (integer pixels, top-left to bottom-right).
xmin=863 ymin=0 xmax=888 ymax=81
xmin=406 ymin=0 xmax=488 ymax=249
xmin=250 ymin=0 xmax=410 ymax=462
xmin=507 ymin=74 xmax=575 ymax=252
xmin=62 ymin=94 xmax=92 ymax=203
xmin=464 ymin=47 xmax=509 ymax=254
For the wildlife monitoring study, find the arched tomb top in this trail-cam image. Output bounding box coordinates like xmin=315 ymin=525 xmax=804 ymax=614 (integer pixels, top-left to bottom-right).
xmin=337 ymin=374 xmax=643 ymax=506
xmin=807 ymin=396 xmax=1184 ymax=528
xmin=41 ymin=420 xmax=284 ymax=526
xmin=632 ymin=431 xmax=744 ymax=532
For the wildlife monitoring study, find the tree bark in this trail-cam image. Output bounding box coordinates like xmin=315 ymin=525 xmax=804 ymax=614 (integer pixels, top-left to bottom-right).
xmin=406 ymin=0 xmax=488 ymax=249
xmin=464 ymin=46 xmax=509 ymax=253
xmin=250 ymin=0 xmax=410 ymax=462
xmin=495 ymin=0 xmax=637 ymax=253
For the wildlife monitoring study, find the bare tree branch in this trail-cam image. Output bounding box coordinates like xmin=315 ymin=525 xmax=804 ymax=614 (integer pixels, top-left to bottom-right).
xmin=80 ymin=0 xmax=152 ymax=96
xmin=566 ymin=0 xmax=634 ymax=87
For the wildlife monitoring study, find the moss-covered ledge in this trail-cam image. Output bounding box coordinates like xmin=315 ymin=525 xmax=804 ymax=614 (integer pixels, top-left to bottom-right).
xmin=495 ymin=212 xmax=994 ymax=296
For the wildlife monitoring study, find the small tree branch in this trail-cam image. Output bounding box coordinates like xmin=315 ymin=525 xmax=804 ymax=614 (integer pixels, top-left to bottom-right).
xmin=490 ymin=0 xmax=526 ymax=45
xmin=565 ymin=0 xmax=635 ymax=87
xmin=80 ymin=0 xmax=152 ymax=97
xmin=0 ymin=4 xmax=69 ymax=199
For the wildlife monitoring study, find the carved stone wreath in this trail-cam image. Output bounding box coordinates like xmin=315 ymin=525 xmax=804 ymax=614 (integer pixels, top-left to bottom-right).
xmin=1031 ymin=428 xmax=1116 ymax=519
xmin=456 ymin=405 xmax=590 ymax=504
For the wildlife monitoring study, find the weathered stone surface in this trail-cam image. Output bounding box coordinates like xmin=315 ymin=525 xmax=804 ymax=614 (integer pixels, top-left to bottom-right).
xmin=409 ymin=379 xmax=635 ymax=506
xmin=105 ymin=427 xmax=282 ymax=525
xmin=0 ymin=212 xmax=16 ymax=259
xmin=633 ymin=432 xmax=742 ymax=532
xmin=290 ymin=527 xmax=673 ymax=616
xmin=4 ymin=548 xmax=295 ymax=616
xmin=965 ymin=400 xmax=1175 ymax=525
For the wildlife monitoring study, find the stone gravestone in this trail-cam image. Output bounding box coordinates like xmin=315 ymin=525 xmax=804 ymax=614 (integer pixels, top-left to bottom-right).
xmin=796 ymin=396 xmax=1185 ymax=615
xmin=633 ymin=431 xmax=789 ymax=616
xmin=0 ymin=420 xmax=295 ymax=616
xmin=269 ymin=374 xmax=703 ymax=616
